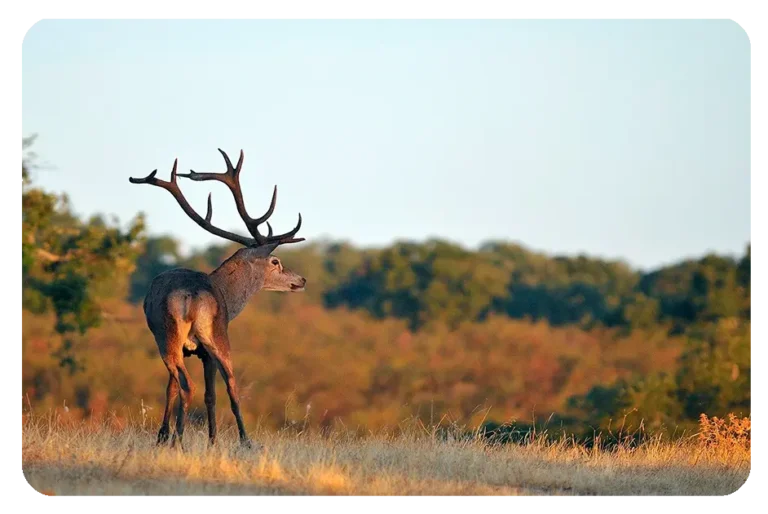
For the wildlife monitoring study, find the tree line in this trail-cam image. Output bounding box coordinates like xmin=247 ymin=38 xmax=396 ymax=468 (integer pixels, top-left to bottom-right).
xmin=131 ymin=233 xmax=750 ymax=335
xmin=22 ymin=138 xmax=750 ymax=436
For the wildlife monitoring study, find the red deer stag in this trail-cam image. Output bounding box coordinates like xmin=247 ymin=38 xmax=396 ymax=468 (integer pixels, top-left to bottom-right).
xmin=129 ymin=149 xmax=306 ymax=448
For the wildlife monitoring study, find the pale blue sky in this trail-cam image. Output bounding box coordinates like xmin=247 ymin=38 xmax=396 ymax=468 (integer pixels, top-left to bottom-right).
xmin=22 ymin=20 xmax=750 ymax=269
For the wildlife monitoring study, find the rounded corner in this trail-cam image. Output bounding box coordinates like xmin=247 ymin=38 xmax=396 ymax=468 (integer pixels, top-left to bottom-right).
xmin=21 ymin=468 xmax=55 ymax=497
xmin=724 ymin=19 xmax=752 ymax=52
xmin=22 ymin=19 xmax=49 ymax=56
xmin=723 ymin=460 xmax=751 ymax=496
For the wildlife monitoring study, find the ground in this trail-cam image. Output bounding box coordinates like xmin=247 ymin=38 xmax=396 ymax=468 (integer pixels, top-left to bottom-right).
xmin=22 ymin=414 xmax=749 ymax=496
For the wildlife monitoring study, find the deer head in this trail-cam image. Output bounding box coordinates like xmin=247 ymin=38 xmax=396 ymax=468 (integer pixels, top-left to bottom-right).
xmin=129 ymin=149 xmax=307 ymax=292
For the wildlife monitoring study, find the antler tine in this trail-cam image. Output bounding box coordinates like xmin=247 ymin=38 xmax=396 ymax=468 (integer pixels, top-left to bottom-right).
xmin=176 ymin=149 xmax=302 ymax=247
xmin=217 ymin=148 xmax=237 ymax=176
xmin=253 ymin=213 xmax=304 ymax=246
xmin=252 ymin=186 xmax=278 ymax=225
xmin=128 ymin=169 xmax=159 ymax=184
xmin=129 ymin=159 xmax=255 ymax=247
xmin=205 ymin=193 xmax=213 ymax=223
xmin=176 ymin=149 xmax=270 ymax=240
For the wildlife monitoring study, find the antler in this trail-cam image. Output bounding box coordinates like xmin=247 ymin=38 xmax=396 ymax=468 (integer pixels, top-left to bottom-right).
xmin=176 ymin=149 xmax=303 ymax=246
xmin=129 ymin=154 xmax=304 ymax=248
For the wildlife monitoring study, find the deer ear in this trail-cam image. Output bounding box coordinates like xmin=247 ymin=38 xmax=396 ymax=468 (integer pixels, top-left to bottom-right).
xmin=250 ymin=243 xmax=279 ymax=257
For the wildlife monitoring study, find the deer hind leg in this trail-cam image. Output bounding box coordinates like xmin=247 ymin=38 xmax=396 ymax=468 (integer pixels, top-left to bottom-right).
xmin=202 ymin=352 xmax=218 ymax=445
xmin=154 ymin=331 xmax=180 ymax=446
xmin=159 ymin=324 xmax=196 ymax=449
xmin=157 ymin=372 xmax=179 ymax=445
xmin=197 ymin=333 xmax=252 ymax=448
xmin=172 ymin=358 xmax=195 ymax=448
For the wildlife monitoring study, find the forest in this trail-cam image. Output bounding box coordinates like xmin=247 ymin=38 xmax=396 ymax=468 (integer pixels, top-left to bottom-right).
xmin=22 ymin=137 xmax=751 ymax=439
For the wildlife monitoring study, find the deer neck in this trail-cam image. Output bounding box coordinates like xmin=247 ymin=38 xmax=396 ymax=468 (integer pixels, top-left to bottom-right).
xmin=209 ymin=251 xmax=265 ymax=322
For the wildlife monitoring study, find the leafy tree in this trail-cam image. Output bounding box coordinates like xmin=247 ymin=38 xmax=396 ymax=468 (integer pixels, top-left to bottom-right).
xmin=638 ymin=253 xmax=748 ymax=328
xmin=322 ymin=239 xmax=749 ymax=333
xmin=22 ymin=136 xmax=146 ymax=372
xmin=325 ymin=240 xmax=510 ymax=329
xmin=615 ymin=292 xmax=660 ymax=330
xmin=737 ymin=244 xmax=750 ymax=319
xmin=567 ymin=317 xmax=750 ymax=433
xmin=567 ymin=382 xmax=631 ymax=429
xmin=675 ymin=319 xmax=750 ymax=419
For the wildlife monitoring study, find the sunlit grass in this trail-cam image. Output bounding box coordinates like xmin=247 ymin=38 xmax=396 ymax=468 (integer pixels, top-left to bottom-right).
xmin=22 ymin=411 xmax=749 ymax=495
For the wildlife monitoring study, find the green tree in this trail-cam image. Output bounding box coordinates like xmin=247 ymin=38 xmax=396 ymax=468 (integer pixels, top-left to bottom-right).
xmin=325 ymin=240 xmax=510 ymax=329
xmin=567 ymin=318 xmax=750 ymax=433
xmin=675 ymin=319 xmax=750 ymax=419
xmin=737 ymin=244 xmax=750 ymax=319
xmin=22 ymin=136 xmax=146 ymax=372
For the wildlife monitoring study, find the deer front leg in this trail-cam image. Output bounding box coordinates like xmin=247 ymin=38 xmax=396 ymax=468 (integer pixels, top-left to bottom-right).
xmin=198 ymin=332 xmax=252 ymax=448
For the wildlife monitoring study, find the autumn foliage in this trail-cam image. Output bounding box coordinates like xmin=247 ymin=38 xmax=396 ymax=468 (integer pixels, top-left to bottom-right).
xmin=22 ymin=137 xmax=750 ymax=440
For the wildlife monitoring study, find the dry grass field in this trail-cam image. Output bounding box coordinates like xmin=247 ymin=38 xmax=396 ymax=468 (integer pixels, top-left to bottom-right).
xmin=22 ymin=412 xmax=750 ymax=496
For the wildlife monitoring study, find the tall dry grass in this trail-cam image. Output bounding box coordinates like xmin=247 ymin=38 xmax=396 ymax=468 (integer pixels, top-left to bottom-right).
xmin=22 ymin=411 xmax=749 ymax=496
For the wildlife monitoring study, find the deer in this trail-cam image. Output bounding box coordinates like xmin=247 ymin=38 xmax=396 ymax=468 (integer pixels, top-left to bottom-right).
xmin=129 ymin=149 xmax=307 ymax=448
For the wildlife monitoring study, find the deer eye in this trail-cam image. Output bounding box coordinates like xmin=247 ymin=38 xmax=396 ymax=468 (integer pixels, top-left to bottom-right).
xmin=271 ymin=259 xmax=280 ymax=266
